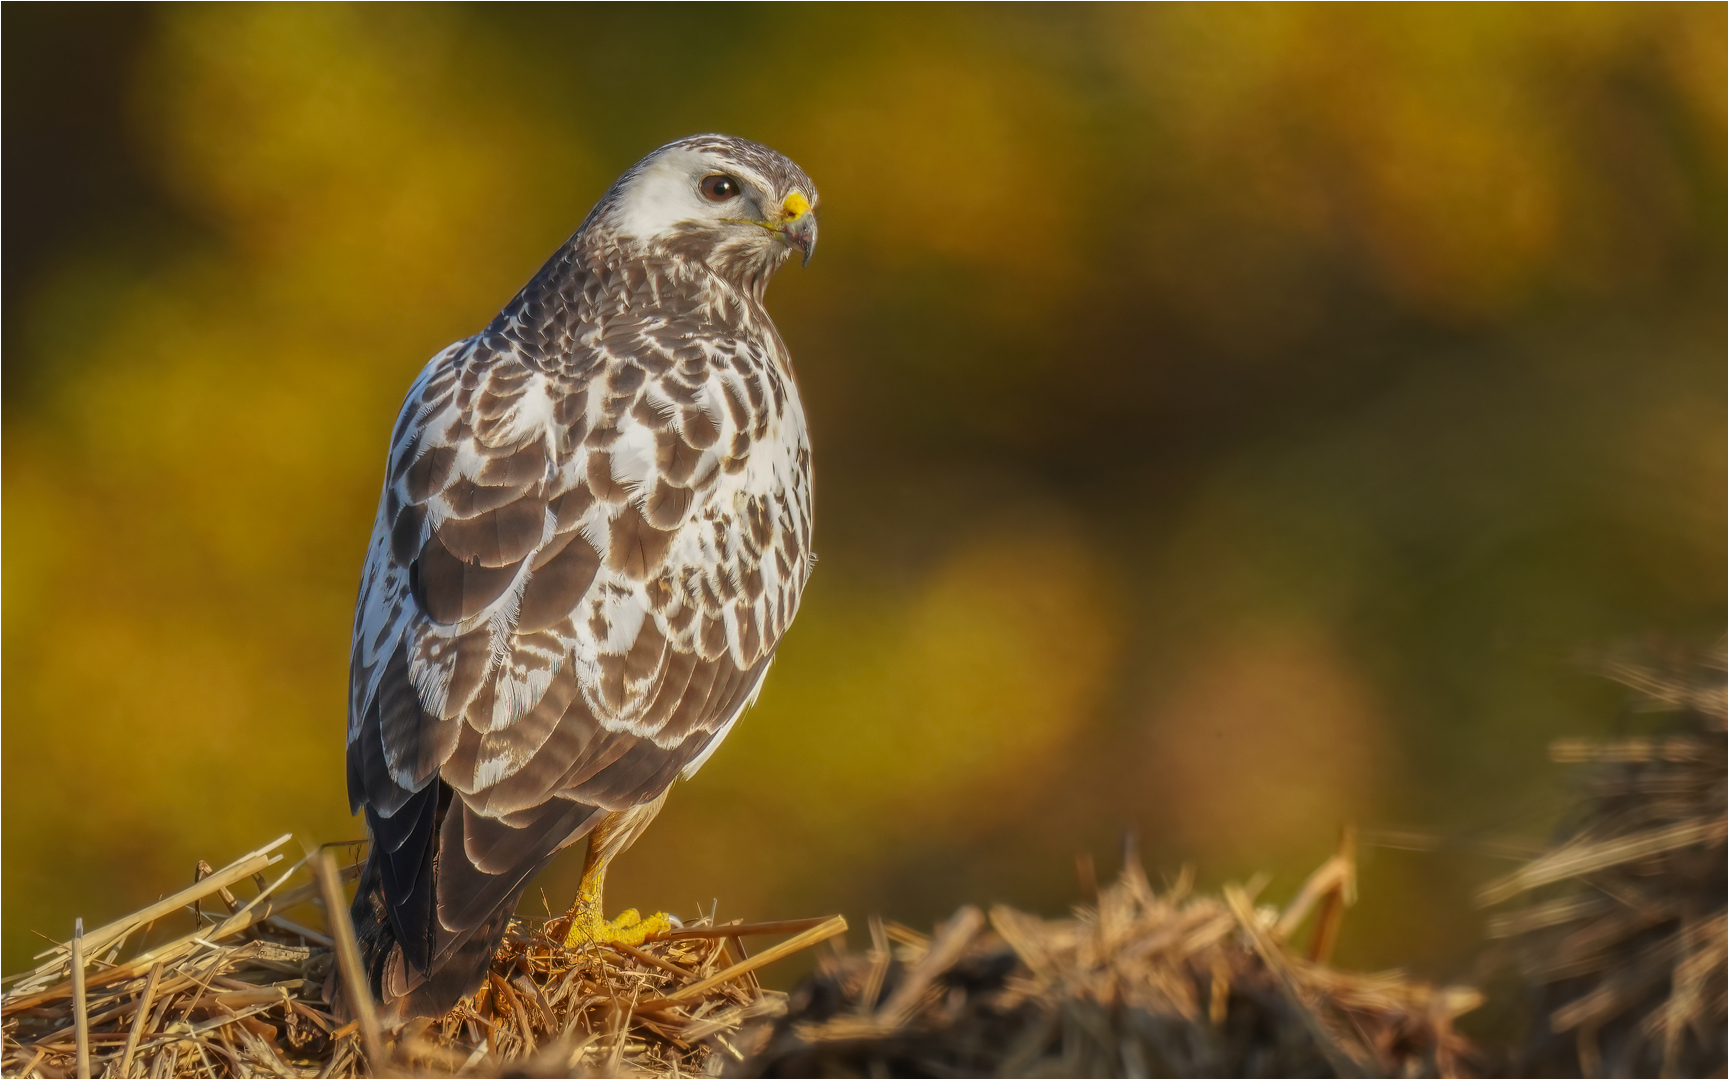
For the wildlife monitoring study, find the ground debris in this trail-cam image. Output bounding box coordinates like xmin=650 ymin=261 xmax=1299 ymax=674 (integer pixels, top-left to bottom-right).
xmin=737 ymin=840 xmax=1482 ymax=1079
xmin=1484 ymin=641 xmax=1727 ymax=1078
xmin=1 ymin=839 xmax=841 ymax=1079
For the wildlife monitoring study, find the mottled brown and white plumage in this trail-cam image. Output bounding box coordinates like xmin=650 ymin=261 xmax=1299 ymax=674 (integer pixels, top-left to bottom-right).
xmin=342 ymin=135 xmax=818 ymax=1019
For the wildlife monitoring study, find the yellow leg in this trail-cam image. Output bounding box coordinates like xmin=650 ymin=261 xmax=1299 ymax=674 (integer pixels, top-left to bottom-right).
xmin=561 ymin=818 xmax=672 ymax=949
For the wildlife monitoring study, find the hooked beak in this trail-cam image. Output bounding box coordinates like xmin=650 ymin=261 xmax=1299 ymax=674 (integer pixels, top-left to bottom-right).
xmin=775 ymin=192 xmax=818 ymax=267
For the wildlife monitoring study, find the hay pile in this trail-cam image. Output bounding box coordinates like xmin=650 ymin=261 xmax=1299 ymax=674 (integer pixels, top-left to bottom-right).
xmin=6 ymin=643 xmax=1718 ymax=1078
xmin=0 ymin=837 xmax=1484 ymax=1079
xmin=740 ymin=838 xmax=1483 ymax=1078
xmin=1481 ymin=643 xmax=1727 ymax=1077
xmin=0 ymin=839 xmax=843 ymax=1078
xmin=2 ymin=836 xmax=342 ymax=1079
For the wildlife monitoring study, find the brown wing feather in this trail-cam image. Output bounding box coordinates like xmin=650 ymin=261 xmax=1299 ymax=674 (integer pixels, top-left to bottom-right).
xmin=346 ymin=217 xmax=812 ymax=1017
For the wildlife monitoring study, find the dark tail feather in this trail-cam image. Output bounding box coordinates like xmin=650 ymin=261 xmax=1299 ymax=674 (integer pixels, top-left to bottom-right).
xmin=323 ymin=851 xmax=392 ymax=1023
xmin=327 ymin=784 xmax=603 ymax=1024
xmin=401 ymin=896 xmax=521 ymax=1018
xmin=341 ymin=852 xmax=399 ymax=1012
xmin=327 ymin=846 xmax=532 ymax=1024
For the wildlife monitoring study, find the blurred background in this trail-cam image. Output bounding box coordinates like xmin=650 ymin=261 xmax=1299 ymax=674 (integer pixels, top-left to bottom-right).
xmin=4 ymin=4 xmax=1722 ymax=983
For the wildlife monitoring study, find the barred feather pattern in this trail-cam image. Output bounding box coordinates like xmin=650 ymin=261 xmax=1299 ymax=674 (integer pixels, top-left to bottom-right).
xmin=342 ymin=135 xmax=816 ymax=1015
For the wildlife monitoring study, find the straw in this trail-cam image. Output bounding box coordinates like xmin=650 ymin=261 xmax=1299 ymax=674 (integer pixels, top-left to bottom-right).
xmin=635 ymin=915 xmax=848 ymax=1011
xmin=746 ymin=850 xmax=1484 ymax=1078
xmin=1485 ymin=641 xmax=1726 ymax=1077
xmin=1 ymin=837 xmax=848 ymax=1079
xmin=70 ymin=919 xmax=90 ymax=1079
xmin=117 ymin=961 xmax=164 ymax=1078
xmin=314 ymin=849 xmax=387 ymax=1074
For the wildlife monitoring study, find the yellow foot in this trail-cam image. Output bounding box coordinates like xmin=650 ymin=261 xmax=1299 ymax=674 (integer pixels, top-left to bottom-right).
xmin=562 ymin=907 xmax=674 ymax=949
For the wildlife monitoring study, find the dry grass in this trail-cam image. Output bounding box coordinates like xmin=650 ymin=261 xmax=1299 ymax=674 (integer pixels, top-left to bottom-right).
xmin=0 ymin=839 xmax=843 ymax=1078
xmin=0 ymin=830 xmax=1489 ymax=1079
xmin=1482 ymin=642 xmax=1726 ymax=1077
xmin=1 ymin=834 xmax=1484 ymax=1079
xmin=740 ymin=835 xmax=1483 ymax=1078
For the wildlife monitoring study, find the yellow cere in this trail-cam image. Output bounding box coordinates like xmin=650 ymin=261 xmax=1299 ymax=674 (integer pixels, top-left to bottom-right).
xmin=780 ymin=191 xmax=811 ymax=220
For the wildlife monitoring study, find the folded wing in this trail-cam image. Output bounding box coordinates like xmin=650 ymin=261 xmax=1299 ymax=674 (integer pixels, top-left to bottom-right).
xmin=347 ymin=303 xmax=809 ymax=982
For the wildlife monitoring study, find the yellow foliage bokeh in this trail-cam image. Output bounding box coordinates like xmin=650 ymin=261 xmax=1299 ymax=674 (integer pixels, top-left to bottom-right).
xmin=5 ymin=4 xmax=1721 ymax=975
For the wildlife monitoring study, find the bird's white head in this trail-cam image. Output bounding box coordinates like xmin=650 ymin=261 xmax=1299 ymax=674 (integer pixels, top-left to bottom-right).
xmin=586 ymin=135 xmax=819 ymax=294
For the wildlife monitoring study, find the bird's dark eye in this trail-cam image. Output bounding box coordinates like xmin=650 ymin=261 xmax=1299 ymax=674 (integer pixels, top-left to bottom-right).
xmin=700 ymin=174 xmax=740 ymax=202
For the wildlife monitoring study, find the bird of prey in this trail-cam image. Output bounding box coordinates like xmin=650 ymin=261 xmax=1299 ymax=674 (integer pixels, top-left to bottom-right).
xmin=340 ymin=135 xmax=818 ymax=1021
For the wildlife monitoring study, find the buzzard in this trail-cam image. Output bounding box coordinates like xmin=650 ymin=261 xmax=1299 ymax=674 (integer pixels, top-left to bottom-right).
xmin=341 ymin=136 xmax=818 ymax=1021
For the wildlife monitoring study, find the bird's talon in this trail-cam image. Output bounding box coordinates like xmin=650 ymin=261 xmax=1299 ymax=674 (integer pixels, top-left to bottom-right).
xmin=562 ymin=907 xmax=675 ymax=948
